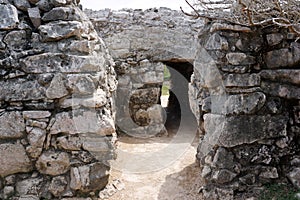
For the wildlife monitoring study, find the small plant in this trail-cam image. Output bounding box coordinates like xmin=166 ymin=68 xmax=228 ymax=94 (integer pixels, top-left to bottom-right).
xmin=259 ymin=183 xmax=300 ymax=200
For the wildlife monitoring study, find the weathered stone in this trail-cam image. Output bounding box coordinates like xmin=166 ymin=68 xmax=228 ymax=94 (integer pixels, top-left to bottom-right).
xmin=36 ymin=151 xmax=70 ymax=175
xmin=226 ymin=53 xmax=256 ymax=66
xmin=19 ymin=195 xmax=40 ymax=200
xmin=287 ymin=168 xmax=300 ymax=189
xmin=49 ymin=176 xmax=68 ymax=197
xmin=235 ymin=35 xmax=263 ymax=52
xmin=212 ymin=147 xmax=235 ymax=169
xmin=0 ymin=79 xmax=46 ymax=101
xmin=20 ymin=53 xmax=105 ymax=73
xmin=3 ymin=186 xmax=14 ymax=199
xmin=266 ymin=33 xmax=284 ymax=46
xmin=261 ymin=81 xmax=300 ymax=100
xmin=203 ymin=187 xmax=234 ymax=200
xmin=13 ymin=0 xmax=31 ymax=11
xmin=260 ymin=70 xmax=300 ymax=85
xmin=212 ymin=169 xmax=237 ymax=184
xmin=201 ymin=114 xmax=288 ymax=148
xmin=28 ymin=7 xmax=41 ymax=29
xmin=0 ymin=4 xmax=19 ymax=30
xmin=23 ymin=111 xmax=51 ymax=119
xmin=201 ymin=165 xmax=212 ymax=178
xmin=50 ymin=110 xmax=115 ymax=136
xmin=46 ymin=73 xmax=69 ymax=99
xmin=67 ymin=74 xmax=96 ymax=95
xmin=36 ymin=0 xmax=53 ymax=11
xmin=220 ymin=92 xmax=266 ymax=115
xmin=70 ymin=163 xmax=109 ymax=192
xmin=81 ymin=135 xmax=113 ymax=160
xmin=264 ymin=42 xmax=300 ymax=68
xmin=221 ymin=65 xmax=249 ymax=74
xmin=57 ymin=135 xmax=81 ymax=150
xmin=259 ymin=167 xmax=279 ymax=179
xmin=147 ymin=104 xmax=165 ymax=124
xmin=42 ymin=7 xmax=83 ymax=21
xmin=3 ymin=30 xmax=27 ymax=50
xmin=26 ymin=127 xmax=46 ymax=147
xmin=0 ymin=144 xmax=32 ymax=177
xmin=0 ymin=111 xmax=25 ymax=139
xmin=51 ymin=0 xmax=72 ymax=6
xmin=224 ymin=74 xmax=260 ymax=87
xmin=210 ymin=23 xmax=251 ymax=32
xmin=205 ymin=33 xmax=228 ymax=51
xmin=39 ymin=21 xmax=83 ymax=41
xmin=16 ymin=178 xmax=43 ymax=196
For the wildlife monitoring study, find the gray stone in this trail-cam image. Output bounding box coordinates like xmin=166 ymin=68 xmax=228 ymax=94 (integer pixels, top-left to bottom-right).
xmin=3 ymin=30 xmax=27 ymax=50
xmin=205 ymin=33 xmax=228 ymax=51
xmin=0 ymin=111 xmax=25 ymax=139
xmin=201 ymin=114 xmax=288 ymax=148
xmin=261 ymin=81 xmax=300 ymax=100
xmin=81 ymin=135 xmax=113 ymax=160
xmin=42 ymin=7 xmax=83 ymax=21
xmin=46 ymin=73 xmax=69 ymax=99
xmin=19 ymin=195 xmax=40 ymax=200
xmin=28 ymin=7 xmax=41 ymax=29
xmin=49 ymin=176 xmax=68 ymax=197
xmin=0 ymin=4 xmax=19 ymax=30
xmin=221 ymin=92 xmax=266 ymax=115
xmin=212 ymin=169 xmax=237 ymax=184
xmin=212 ymin=147 xmax=235 ymax=169
xmin=23 ymin=111 xmax=51 ymax=119
xmin=210 ymin=23 xmax=251 ymax=32
xmin=201 ymin=165 xmax=212 ymax=178
xmin=0 ymin=144 xmax=32 ymax=177
xmin=16 ymin=178 xmax=43 ymax=196
xmin=20 ymin=53 xmax=105 ymax=73
xmin=226 ymin=53 xmax=256 ymax=65
xmin=36 ymin=0 xmax=53 ymax=11
xmin=0 ymin=79 xmax=46 ymax=101
xmin=224 ymin=74 xmax=260 ymax=87
xmin=287 ymin=168 xmax=300 ymax=189
xmin=49 ymin=110 xmax=115 ymax=136
xmin=221 ymin=65 xmax=249 ymax=74
xmin=26 ymin=127 xmax=46 ymax=147
xmin=39 ymin=21 xmax=83 ymax=41
xmin=13 ymin=0 xmax=31 ymax=11
xmin=3 ymin=186 xmax=14 ymax=199
xmin=203 ymin=187 xmax=234 ymax=200
xmin=57 ymin=135 xmax=82 ymax=150
xmin=51 ymin=0 xmax=72 ymax=6
xmin=70 ymin=163 xmax=109 ymax=192
xmin=260 ymin=70 xmax=300 ymax=85
xmin=36 ymin=151 xmax=70 ymax=175
xmin=266 ymin=33 xmax=284 ymax=46
xmin=67 ymin=74 xmax=96 ymax=95
xmin=264 ymin=42 xmax=300 ymax=68
xmin=259 ymin=167 xmax=279 ymax=179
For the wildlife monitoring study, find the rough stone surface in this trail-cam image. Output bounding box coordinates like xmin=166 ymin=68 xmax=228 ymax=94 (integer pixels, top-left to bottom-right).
xmin=287 ymin=168 xmax=300 ymax=189
xmin=0 ymin=4 xmax=19 ymax=30
xmin=36 ymin=151 xmax=70 ymax=175
xmin=0 ymin=144 xmax=32 ymax=177
xmin=0 ymin=112 xmax=25 ymax=139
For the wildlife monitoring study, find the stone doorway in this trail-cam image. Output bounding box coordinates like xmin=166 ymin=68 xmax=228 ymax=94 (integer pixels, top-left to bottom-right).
xmin=161 ymin=61 xmax=195 ymax=132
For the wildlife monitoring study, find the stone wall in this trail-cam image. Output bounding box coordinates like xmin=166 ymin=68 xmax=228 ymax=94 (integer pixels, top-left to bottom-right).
xmin=190 ymin=22 xmax=300 ymax=199
xmin=85 ymin=8 xmax=202 ymax=136
xmin=0 ymin=0 xmax=117 ymax=199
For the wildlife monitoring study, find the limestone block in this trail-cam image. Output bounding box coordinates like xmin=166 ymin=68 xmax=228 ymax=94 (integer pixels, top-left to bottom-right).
xmin=224 ymin=74 xmax=260 ymax=87
xmin=19 ymin=195 xmax=40 ymax=200
xmin=67 ymin=74 xmax=96 ymax=95
xmin=42 ymin=7 xmax=83 ymax=21
xmin=259 ymin=167 xmax=279 ymax=179
xmin=50 ymin=110 xmax=115 ymax=136
xmin=264 ymin=42 xmax=300 ymax=68
xmin=0 ymin=79 xmax=46 ymax=101
xmin=0 ymin=111 xmax=25 ymax=139
xmin=57 ymin=135 xmax=82 ymax=150
xmin=28 ymin=7 xmax=41 ymax=28
xmin=16 ymin=178 xmax=43 ymax=196
xmin=36 ymin=151 xmax=70 ymax=175
xmin=26 ymin=127 xmax=46 ymax=148
xmin=226 ymin=53 xmax=256 ymax=66
xmin=205 ymin=33 xmax=228 ymax=51
xmin=70 ymin=163 xmax=109 ymax=192
xmin=0 ymin=144 xmax=32 ymax=177
xmin=212 ymin=169 xmax=237 ymax=184
xmin=202 ymin=114 xmax=288 ymax=148
xmin=23 ymin=111 xmax=51 ymax=119
xmin=39 ymin=21 xmax=83 ymax=42
xmin=260 ymin=70 xmax=300 ymax=85
xmin=203 ymin=187 xmax=234 ymax=200
xmin=210 ymin=22 xmax=251 ymax=32
xmin=287 ymin=167 xmax=300 ymax=189
xmin=20 ymin=53 xmax=106 ymax=73
xmin=0 ymin=4 xmax=19 ymax=30
xmin=49 ymin=176 xmax=68 ymax=197
xmin=13 ymin=0 xmax=31 ymax=11
xmin=266 ymin=33 xmax=284 ymax=46
xmin=221 ymin=65 xmax=249 ymax=74
xmin=261 ymin=81 xmax=300 ymax=100
xmin=3 ymin=30 xmax=27 ymax=50
xmin=46 ymin=73 xmax=69 ymax=99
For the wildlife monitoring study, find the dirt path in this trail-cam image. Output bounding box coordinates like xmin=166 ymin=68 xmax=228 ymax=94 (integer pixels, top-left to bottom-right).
xmin=100 ymin=122 xmax=204 ymax=200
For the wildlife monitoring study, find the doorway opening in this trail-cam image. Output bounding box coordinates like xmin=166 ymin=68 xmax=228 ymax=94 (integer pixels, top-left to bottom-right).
xmin=160 ymin=61 xmax=195 ymax=132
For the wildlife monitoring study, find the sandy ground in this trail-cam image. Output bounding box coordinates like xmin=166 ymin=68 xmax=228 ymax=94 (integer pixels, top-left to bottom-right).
xmin=101 ymin=116 xmax=204 ymax=200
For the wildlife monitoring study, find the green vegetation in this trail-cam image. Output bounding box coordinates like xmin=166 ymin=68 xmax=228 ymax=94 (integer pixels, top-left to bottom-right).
xmin=161 ymin=84 xmax=169 ymax=96
xmin=164 ymin=65 xmax=171 ymax=81
xmin=259 ymin=184 xmax=300 ymax=200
